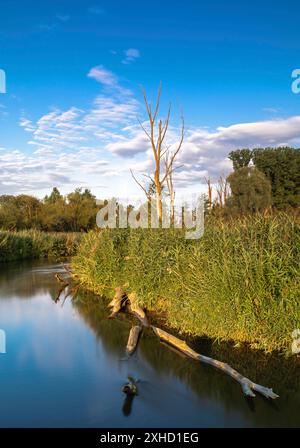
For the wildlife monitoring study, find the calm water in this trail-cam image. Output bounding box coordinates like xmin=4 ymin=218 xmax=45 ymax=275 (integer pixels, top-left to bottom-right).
xmin=0 ymin=260 xmax=299 ymax=428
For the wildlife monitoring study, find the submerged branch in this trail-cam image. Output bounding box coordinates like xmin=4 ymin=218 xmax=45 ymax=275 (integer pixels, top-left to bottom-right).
xmin=126 ymin=325 xmax=142 ymax=356
xmin=152 ymin=326 xmax=279 ymax=399
xmin=108 ymin=286 xmax=128 ymax=319
xmin=54 ymin=273 xmax=69 ymax=303
xmin=127 ymin=293 xmax=150 ymax=327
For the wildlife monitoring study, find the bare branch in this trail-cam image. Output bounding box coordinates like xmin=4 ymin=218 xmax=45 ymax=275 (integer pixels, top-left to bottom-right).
xmin=141 ymin=86 xmax=152 ymax=122
xmin=137 ymin=117 xmax=152 ymax=141
xmin=130 ymin=169 xmax=149 ymax=199
xmin=161 ymin=103 xmax=171 ymax=144
xmin=142 ymin=173 xmax=155 ymax=184
xmin=152 ymin=81 xmax=162 ymax=123
xmin=161 ymin=163 xmax=184 ymax=184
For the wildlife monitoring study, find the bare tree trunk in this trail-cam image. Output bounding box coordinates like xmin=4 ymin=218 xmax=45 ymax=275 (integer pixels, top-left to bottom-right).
xmin=205 ymin=177 xmax=212 ymax=210
xmin=108 ymin=286 xmax=127 ymax=319
xmin=152 ymin=326 xmax=279 ymax=399
xmin=216 ymin=175 xmax=230 ymax=208
xmin=165 ymin=155 xmax=175 ymax=225
xmin=126 ymin=325 xmax=142 ymax=356
xmin=154 ymin=169 xmax=163 ymax=224
xmin=127 ymin=293 xmax=150 ymax=327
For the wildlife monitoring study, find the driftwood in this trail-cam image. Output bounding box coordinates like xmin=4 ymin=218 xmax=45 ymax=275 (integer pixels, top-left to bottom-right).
xmin=54 ymin=273 xmax=69 ymax=303
xmin=152 ymin=326 xmax=279 ymax=399
xmin=126 ymin=325 xmax=142 ymax=356
xmin=122 ymin=376 xmax=139 ymax=396
xmin=64 ymin=263 xmax=81 ymax=280
xmin=127 ymin=293 xmax=149 ymax=327
xmin=55 ymin=285 xmax=67 ymax=303
xmin=55 ymin=273 xmax=68 ymax=285
xmin=122 ymin=376 xmax=139 ymax=416
xmin=103 ymin=288 xmax=278 ymax=399
xmin=108 ymin=286 xmax=128 ymax=319
xmin=61 ymin=284 xmax=81 ymax=307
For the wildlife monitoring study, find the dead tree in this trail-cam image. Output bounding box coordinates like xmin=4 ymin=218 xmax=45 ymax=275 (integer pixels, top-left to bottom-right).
xmin=205 ymin=177 xmax=213 ymax=210
xmin=152 ymin=326 xmax=279 ymax=399
xmin=216 ymin=175 xmax=230 ymax=208
xmin=132 ymin=82 xmax=184 ymax=225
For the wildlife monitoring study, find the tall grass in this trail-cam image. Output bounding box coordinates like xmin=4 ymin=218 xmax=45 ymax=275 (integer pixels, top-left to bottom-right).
xmin=72 ymin=213 xmax=300 ymax=353
xmin=0 ymin=230 xmax=81 ymax=262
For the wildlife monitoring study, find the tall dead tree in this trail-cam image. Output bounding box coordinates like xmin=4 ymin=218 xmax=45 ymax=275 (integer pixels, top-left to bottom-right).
xmin=165 ymin=152 xmax=175 ymax=224
xmin=216 ymin=175 xmax=230 ymax=208
xmin=205 ymin=177 xmax=213 ymax=210
xmin=132 ymin=82 xmax=184 ymax=225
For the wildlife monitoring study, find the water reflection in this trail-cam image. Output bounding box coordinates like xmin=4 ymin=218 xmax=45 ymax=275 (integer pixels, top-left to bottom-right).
xmin=0 ymin=260 xmax=299 ymax=428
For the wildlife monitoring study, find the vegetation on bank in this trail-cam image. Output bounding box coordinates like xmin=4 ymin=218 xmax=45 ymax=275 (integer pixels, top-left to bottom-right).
xmin=0 ymin=230 xmax=81 ymax=262
xmin=72 ymin=212 xmax=300 ymax=354
xmin=0 ymin=187 xmax=99 ymax=232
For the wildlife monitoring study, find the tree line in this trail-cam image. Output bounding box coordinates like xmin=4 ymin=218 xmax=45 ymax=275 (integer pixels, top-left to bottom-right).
xmin=0 ymin=187 xmax=99 ymax=231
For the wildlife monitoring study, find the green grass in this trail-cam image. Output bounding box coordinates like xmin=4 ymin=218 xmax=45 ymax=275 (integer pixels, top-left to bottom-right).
xmin=0 ymin=230 xmax=82 ymax=262
xmin=72 ymin=213 xmax=300 ymax=354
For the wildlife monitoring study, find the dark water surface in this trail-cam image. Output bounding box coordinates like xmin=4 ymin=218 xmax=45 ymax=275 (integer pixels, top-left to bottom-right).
xmin=0 ymin=260 xmax=299 ymax=428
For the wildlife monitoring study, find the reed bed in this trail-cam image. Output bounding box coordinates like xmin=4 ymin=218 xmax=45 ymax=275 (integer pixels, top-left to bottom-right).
xmin=72 ymin=213 xmax=300 ymax=353
xmin=0 ymin=230 xmax=81 ymax=262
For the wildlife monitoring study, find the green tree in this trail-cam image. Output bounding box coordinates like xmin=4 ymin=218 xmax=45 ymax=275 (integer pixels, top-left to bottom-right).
xmin=0 ymin=194 xmax=41 ymax=229
xmin=40 ymin=188 xmax=67 ymax=231
xmin=44 ymin=187 xmax=63 ymax=204
xmin=228 ymin=149 xmax=253 ymax=171
xmin=226 ymin=167 xmax=272 ymax=214
xmin=0 ymin=195 xmax=20 ymax=229
xmin=66 ymin=188 xmax=97 ymax=231
xmin=252 ymin=147 xmax=300 ymax=209
xmin=15 ymin=195 xmax=41 ymax=228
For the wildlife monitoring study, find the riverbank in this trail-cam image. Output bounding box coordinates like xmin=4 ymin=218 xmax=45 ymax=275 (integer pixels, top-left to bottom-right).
xmin=72 ymin=212 xmax=300 ymax=354
xmin=0 ymin=230 xmax=81 ymax=262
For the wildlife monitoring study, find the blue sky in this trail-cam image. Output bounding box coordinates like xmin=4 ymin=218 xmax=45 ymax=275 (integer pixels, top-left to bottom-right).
xmin=0 ymin=0 xmax=300 ymax=199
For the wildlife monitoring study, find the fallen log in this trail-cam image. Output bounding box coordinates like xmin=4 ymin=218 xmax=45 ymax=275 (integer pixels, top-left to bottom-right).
xmin=55 ymin=273 xmax=68 ymax=285
xmin=127 ymin=293 xmax=149 ymax=327
xmin=108 ymin=286 xmax=128 ymax=319
xmin=126 ymin=325 xmax=142 ymax=356
xmin=55 ymin=284 xmax=68 ymax=303
xmin=152 ymin=326 xmax=279 ymax=399
xmin=54 ymin=273 xmax=69 ymax=303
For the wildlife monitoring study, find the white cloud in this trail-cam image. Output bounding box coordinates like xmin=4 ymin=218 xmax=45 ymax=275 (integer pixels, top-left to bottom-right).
xmin=87 ymin=66 xmax=118 ymax=88
xmin=263 ymin=107 xmax=280 ymax=114
xmin=6 ymin=65 xmax=300 ymax=197
xmin=12 ymin=112 xmax=300 ymax=196
xmin=87 ymin=65 xmax=133 ymax=96
xmin=122 ymin=48 xmax=140 ymax=64
xmin=106 ymin=133 xmax=149 ymax=157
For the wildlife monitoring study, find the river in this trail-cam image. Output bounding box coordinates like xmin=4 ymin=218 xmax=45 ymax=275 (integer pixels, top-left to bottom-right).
xmin=0 ymin=260 xmax=299 ymax=428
